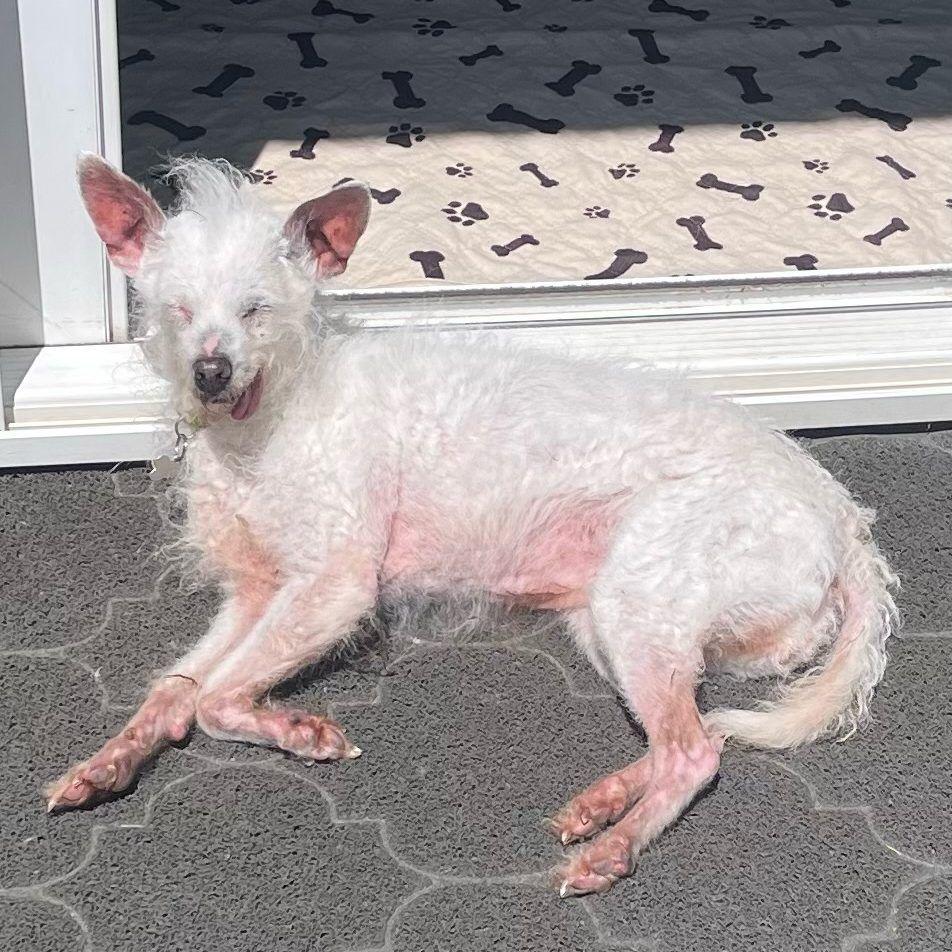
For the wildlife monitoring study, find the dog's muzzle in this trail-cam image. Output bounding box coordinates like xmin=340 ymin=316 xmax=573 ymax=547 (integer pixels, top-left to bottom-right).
xmin=193 ymin=355 xmax=232 ymax=398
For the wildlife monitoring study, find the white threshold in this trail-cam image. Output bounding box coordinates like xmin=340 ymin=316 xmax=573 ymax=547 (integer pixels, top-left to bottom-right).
xmin=2 ymin=267 xmax=951 ymax=467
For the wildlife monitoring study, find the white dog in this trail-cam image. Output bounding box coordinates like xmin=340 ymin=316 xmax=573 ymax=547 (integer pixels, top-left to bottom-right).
xmin=48 ymin=155 xmax=898 ymax=897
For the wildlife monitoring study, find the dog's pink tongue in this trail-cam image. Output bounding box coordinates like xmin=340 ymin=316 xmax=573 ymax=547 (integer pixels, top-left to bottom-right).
xmin=230 ymin=372 xmax=263 ymax=421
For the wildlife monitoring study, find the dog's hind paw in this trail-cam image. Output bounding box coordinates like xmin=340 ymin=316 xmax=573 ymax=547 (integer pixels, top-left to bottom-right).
xmin=556 ymin=831 xmax=633 ymax=898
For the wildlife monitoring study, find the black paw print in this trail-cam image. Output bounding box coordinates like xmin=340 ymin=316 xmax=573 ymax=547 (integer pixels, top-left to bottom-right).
xmin=584 ymin=205 xmax=611 ymax=219
xmin=803 ymin=158 xmax=830 ymax=174
xmin=442 ymin=201 xmax=488 ymax=226
xmin=387 ymin=123 xmax=426 ymax=147
xmin=945 ymin=198 xmax=952 ymax=208
xmin=201 ymin=23 xmax=224 ymax=33
xmin=613 ymin=84 xmax=655 ymax=107
xmin=263 ymin=90 xmax=305 ymax=111
xmin=247 ymin=168 xmax=276 ymax=185
xmin=544 ymin=24 xmax=568 ymax=32
xmin=808 ymin=192 xmax=854 ymax=221
xmin=414 ymin=17 xmax=454 ymax=36
xmin=446 ymin=163 xmax=474 ymax=177
xmin=608 ymin=163 xmax=639 ymax=180
xmin=751 ymin=15 xmax=790 ymax=29
xmin=740 ymin=121 xmax=777 ymax=142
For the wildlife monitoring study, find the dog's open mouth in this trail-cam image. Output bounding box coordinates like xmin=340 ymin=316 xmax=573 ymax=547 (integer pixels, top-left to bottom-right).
xmin=229 ymin=371 xmax=264 ymax=421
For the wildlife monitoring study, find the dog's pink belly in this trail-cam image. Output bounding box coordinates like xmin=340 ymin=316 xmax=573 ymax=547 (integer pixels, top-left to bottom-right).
xmin=381 ymin=493 xmax=628 ymax=608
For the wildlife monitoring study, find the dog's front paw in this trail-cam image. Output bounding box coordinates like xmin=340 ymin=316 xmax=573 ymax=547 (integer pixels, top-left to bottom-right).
xmin=281 ymin=712 xmax=362 ymax=762
xmin=44 ymin=738 xmax=144 ymax=812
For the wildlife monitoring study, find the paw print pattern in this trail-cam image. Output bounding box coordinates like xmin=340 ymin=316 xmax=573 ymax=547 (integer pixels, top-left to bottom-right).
xmin=414 ymin=17 xmax=454 ymax=36
xmin=584 ymin=205 xmax=611 ymax=219
xmin=263 ymin=90 xmax=305 ymax=111
xmin=808 ymin=192 xmax=854 ymax=220
xmin=387 ymin=123 xmax=426 ymax=147
xmin=613 ymin=84 xmax=655 ymax=107
xmin=446 ymin=163 xmax=474 ymax=177
xmin=803 ymin=159 xmax=830 ymax=174
xmin=442 ymin=201 xmax=488 ymax=226
xmin=544 ymin=24 xmax=568 ymax=33
xmin=608 ymin=163 xmax=639 ymax=180
xmin=740 ymin=121 xmax=777 ymax=141
xmin=751 ymin=15 xmax=790 ymax=29
xmin=945 ymin=198 xmax=952 ymax=208
xmin=201 ymin=23 xmax=224 ymax=33
xmin=247 ymin=168 xmax=276 ymax=185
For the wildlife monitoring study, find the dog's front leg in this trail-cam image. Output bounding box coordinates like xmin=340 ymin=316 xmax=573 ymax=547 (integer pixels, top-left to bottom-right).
xmin=45 ymin=592 xmax=270 ymax=811
xmin=194 ymin=555 xmax=378 ymax=760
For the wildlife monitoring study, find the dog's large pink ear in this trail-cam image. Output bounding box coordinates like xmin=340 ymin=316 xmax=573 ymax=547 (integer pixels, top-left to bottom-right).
xmin=283 ymin=184 xmax=371 ymax=279
xmin=77 ymin=154 xmax=165 ymax=276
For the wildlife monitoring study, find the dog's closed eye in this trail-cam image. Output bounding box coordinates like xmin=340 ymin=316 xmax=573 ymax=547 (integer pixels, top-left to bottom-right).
xmin=241 ymin=303 xmax=268 ymax=321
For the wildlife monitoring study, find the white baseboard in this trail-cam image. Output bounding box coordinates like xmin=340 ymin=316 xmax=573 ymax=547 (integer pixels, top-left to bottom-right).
xmin=3 ymin=268 xmax=952 ymax=466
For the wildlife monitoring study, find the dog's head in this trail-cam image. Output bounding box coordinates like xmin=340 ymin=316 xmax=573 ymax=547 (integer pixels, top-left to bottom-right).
xmin=77 ymin=154 xmax=370 ymax=423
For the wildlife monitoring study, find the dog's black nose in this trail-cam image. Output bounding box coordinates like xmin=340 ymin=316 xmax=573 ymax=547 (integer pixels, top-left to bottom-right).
xmin=193 ymin=355 xmax=232 ymax=397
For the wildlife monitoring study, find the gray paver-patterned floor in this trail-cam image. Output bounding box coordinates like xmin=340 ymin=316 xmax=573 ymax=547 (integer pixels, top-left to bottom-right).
xmin=1 ymin=431 xmax=950 ymax=951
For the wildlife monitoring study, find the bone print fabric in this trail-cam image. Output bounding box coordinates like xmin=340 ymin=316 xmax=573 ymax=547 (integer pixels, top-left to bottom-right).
xmin=119 ymin=0 xmax=951 ymax=288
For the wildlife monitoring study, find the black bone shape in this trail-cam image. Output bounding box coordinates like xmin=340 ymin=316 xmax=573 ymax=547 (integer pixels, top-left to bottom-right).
xmin=119 ymin=49 xmax=155 ymax=70
xmin=127 ymin=110 xmax=206 ymax=141
xmin=487 ymin=103 xmax=564 ymax=134
xmin=724 ymin=66 xmax=773 ymax=104
xmin=836 ymin=99 xmax=911 ymax=131
xmin=335 ymin=177 xmax=401 ymax=205
xmin=518 ymin=162 xmax=559 ymax=187
xmin=585 ymin=248 xmax=649 ymax=280
xmin=648 ymin=123 xmax=684 ymax=153
xmin=287 ymin=32 xmax=327 ymax=68
xmin=311 ymin=0 xmax=373 ymax=23
xmin=193 ymin=63 xmax=255 ymax=98
xmin=409 ymin=250 xmax=445 ymax=279
xmin=697 ymin=172 xmax=763 ymax=202
xmin=676 ymin=215 xmax=722 ymax=251
xmin=382 ymin=70 xmax=425 ymax=109
xmin=863 ymin=217 xmax=909 ymax=246
xmin=494 ymin=0 xmax=521 ymax=10
xmin=799 ymin=40 xmax=841 ymax=59
xmin=648 ymin=0 xmax=709 ymax=21
xmin=460 ymin=44 xmax=503 ymax=67
xmin=289 ymin=127 xmax=331 ymax=159
xmin=783 ymin=254 xmax=818 ymax=270
xmin=627 ymin=29 xmax=670 ymax=64
xmin=887 ymin=55 xmax=942 ymax=90
xmin=876 ymin=155 xmax=916 ymax=180
xmin=491 ymin=234 xmax=540 ymax=257
xmin=147 ymin=0 xmax=179 ymax=10
xmin=545 ymin=60 xmax=602 ymax=97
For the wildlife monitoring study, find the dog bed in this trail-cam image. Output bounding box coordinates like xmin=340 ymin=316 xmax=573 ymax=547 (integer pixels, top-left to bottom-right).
xmin=118 ymin=0 xmax=952 ymax=289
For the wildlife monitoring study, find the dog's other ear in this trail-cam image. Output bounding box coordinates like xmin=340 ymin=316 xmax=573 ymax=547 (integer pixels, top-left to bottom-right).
xmin=283 ymin=184 xmax=371 ymax=279
xmin=77 ymin=153 xmax=165 ymax=276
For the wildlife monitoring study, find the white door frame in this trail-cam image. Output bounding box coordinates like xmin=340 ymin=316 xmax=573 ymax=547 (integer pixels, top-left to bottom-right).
xmin=0 ymin=2 xmax=950 ymax=467
xmin=10 ymin=0 xmax=125 ymax=347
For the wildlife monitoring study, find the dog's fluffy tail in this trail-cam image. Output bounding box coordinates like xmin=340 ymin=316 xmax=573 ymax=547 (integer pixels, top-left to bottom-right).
xmin=705 ymin=509 xmax=899 ymax=750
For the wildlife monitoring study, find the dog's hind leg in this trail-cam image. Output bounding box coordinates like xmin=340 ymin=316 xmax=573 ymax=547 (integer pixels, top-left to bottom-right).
xmin=195 ymin=561 xmax=377 ymax=760
xmin=45 ymin=594 xmax=268 ymax=811
xmin=556 ymin=644 xmax=721 ymax=896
